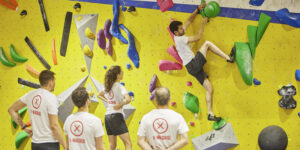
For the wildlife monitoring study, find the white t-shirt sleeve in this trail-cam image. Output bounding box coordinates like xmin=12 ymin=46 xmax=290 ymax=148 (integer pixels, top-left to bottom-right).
xmin=19 ymin=92 xmax=31 ymax=104
xmin=178 ymin=115 xmax=189 ymax=134
xmin=93 ymin=118 xmax=105 ymax=138
xmin=47 ymin=95 xmax=59 ymax=115
xmin=120 ymin=84 xmax=127 ymax=96
xmin=178 ymin=36 xmax=189 ymax=44
xmin=137 ymin=116 xmax=147 ymax=137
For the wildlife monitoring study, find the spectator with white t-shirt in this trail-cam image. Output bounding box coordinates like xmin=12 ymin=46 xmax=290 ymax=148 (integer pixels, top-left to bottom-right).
xmin=8 ymin=70 xmax=66 ymax=150
xmin=63 ymin=87 xmax=105 ymax=150
xmin=138 ymin=87 xmax=189 ymax=150
xmin=98 ymin=65 xmax=132 ymax=150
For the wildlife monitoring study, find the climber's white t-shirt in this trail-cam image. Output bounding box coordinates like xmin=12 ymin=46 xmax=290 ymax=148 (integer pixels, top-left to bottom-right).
xmin=63 ymin=112 xmax=105 ymax=150
xmin=20 ymin=88 xmax=59 ymax=143
xmin=138 ymin=109 xmax=189 ymax=149
xmin=102 ymin=82 xmax=127 ymax=116
xmin=174 ymin=35 xmax=195 ymax=66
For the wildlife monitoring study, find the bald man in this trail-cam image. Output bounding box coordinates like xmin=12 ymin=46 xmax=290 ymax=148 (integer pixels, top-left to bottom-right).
xmin=138 ymin=87 xmax=189 ymax=150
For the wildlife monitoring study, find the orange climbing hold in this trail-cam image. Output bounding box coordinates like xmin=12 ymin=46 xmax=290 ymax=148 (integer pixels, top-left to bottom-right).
xmin=0 ymin=0 xmax=18 ymax=10
xmin=52 ymin=38 xmax=57 ymax=65
xmin=26 ymin=64 xmax=40 ymax=77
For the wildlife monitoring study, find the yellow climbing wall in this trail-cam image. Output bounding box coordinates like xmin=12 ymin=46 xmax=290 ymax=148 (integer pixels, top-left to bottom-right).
xmin=0 ymin=0 xmax=300 ymax=149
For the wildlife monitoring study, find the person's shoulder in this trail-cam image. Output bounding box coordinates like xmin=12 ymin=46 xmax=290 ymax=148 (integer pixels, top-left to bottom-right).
xmin=168 ymin=109 xmax=183 ymax=117
xmin=87 ymin=113 xmax=102 ymax=122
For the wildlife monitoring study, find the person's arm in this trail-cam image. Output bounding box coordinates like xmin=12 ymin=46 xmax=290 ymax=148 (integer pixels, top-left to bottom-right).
xmin=166 ymin=133 xmax=189 ymax=150
xmin=95 ymin=136 xmax=105 ymax=150
xmin=188 ymin=17 xmax=208 ymax=43
xmin=8 ymin=100 xmax=32 ymax=135
xmin=113 ymin=94 xmax=131 ymax=110
xmin=97 ymin=91 xmax=107 ymax=102
xmin=49 ymin=114 xmax=67 ymax=149
xmin=65 ymin=135 xmax=69 ymax=150
xmin=138 ymin=136 xmax=153 ymax=150
xmin=183 ymin=4 xmax=206 ymax=30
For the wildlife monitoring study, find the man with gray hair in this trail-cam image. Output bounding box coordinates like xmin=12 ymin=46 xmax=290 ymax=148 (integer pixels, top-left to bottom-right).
xmin=137 ymin=87 xmax=189 ymax=150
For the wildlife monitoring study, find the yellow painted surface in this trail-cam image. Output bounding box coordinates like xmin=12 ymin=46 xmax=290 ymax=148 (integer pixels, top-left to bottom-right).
xmin=0 ymin=0 xmax=300 ymax=149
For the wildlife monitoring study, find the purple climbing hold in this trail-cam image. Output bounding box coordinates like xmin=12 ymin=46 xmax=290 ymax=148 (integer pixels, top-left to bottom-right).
xmin=106 ymin=40 xmax=113 ymax=56
xmin=150 ymin=90 xmax=155 ymax=100
xmin=104 ymin=19 xmax=112 ymax=40
xmin=97 ymin=29 xmax=106 ymax=50
xmin=149 ymin=74 xmax=157 ymax=93
xmin=249 ymin=0 xmax=264 ymax=6
xmin=275 ymin=8 xmax=300 ymax=28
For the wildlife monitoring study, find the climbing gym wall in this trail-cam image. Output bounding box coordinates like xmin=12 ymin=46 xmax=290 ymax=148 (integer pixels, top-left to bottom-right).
xmin=1 ymin=0 xmax=300 ymax=149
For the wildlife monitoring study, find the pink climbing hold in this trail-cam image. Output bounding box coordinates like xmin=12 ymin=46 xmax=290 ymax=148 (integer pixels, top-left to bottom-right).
xmin=157 ymin=0 xmax=174 ymax=12
xmin=97 ymin=29 xmax=106 ymax=50
xmin=190 ymin=122 xmax=195 ymax=126
xmin=171 ymin=102 xmax=176 ymax=106
xmin=159 ymin=60 xmax=182 ymax=71
xmin=167 ymin=46 xmax=183 ymax=64
xmin=187 ymin=81 xmax=192 ymax=86
xmin=106 ymin=40 xmax=113 ymax=56
xmin=149 ymin=74 xmax=157 ymax=92
xmin=167 ymin=18 xmax=175 ymax=42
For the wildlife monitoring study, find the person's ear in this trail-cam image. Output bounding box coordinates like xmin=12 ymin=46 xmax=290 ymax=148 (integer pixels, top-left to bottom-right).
xmin=174 ymin=31 xmax=178 ymax=35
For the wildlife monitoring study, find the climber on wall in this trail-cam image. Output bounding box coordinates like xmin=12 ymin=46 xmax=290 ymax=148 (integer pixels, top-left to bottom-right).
xmin=169 ymin=4 xmax=235 ymax=122
xmin=137 ymin=87 xmax=189 ymax=150
xmin=8 ymin=70 xmax=67 ymax=150
xmin=98 ymin=65 xmax=132 ymax=150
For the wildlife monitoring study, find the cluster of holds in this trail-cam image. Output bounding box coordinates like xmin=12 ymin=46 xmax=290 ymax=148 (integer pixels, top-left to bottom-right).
xmin=278 ymin=83 xmax=297 ymax=109
xmin=0 ymin=44 xmax=28 ymax=67
xmin=149 ymin=74 xmax=158 ymax=100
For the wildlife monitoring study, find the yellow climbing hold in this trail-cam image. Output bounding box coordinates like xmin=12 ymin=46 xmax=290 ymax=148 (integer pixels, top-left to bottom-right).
xmin=81 ymin=66 xmax=86 ymax=72
xmin=83 ymin=45 xmax=93 ymax=57
xmin=88 ymin=90 xmax=94 ymax=97
xmin=77 ymin=16 xmax=82 ymax=21
xmin=85 ymin=27 xmax=95 ymax=39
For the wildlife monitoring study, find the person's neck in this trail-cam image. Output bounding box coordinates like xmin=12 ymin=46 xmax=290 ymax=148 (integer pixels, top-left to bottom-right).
xmin=116 ymin=79 xmax=121 ymax=82
xmin=157 ymin=105 xmax=169 ymax=109
xmin=41 ymin=86 xmax=52 ymax=92
xmin=78 ymin=106 xmax=88 ymax=112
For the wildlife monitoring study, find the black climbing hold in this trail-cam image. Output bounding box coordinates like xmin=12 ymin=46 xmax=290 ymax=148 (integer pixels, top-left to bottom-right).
xmin=127 ymin=6 xmax=136 ymax=12
xmin=74 ymin=3 xmax=81 ymax=10
xmin=20 ymin=10 xmax=27 ymax=16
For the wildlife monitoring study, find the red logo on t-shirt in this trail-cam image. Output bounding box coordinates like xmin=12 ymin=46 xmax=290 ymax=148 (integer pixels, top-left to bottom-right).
xmin=107 ymin=90 xmax=114 ymax=100
xmin=153 ymin=118 xmax=168 ymax=134
xmin=32 ymin=95 xmax=42 ymax=109
xmin=70 ymin=121 xmax=84 ymax=136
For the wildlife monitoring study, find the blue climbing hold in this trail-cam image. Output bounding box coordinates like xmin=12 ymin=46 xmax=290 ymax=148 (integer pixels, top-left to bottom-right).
xmin=121 ymin=6 xmax=127 ymax=11
xmin=128 ymin=91 xmax=134 ymax=97
xmin=249 ymin=0 xmax=264 ymax=6
xmin=275 ymin=8 xmax=300 ymax=28
xmin=298 ymin=112 xmax=300 ymax=117
xmin=104 ymin=65 xmax=107 ymax=69
xmin=126 ymin=63 xmax=132 ymax=69
xmin=296 ymin=70 xmax=300 ymax=81
xmin=120 ymin=24 xmax=140 ymax=68
xmin=110 ymin=0 xmax=128 ymax=44
xmin=120 ymin=82 xmax=125 ymax=86
xmin=253 ymin=78 xmax=261 ymax=85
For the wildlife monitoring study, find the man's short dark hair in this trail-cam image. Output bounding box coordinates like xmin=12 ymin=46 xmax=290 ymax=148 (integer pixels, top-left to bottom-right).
xmin=169 ymin=21 xmax=183 ymax=34
xmin=72 ymin=87 xmax=89 ymax=108
xmin=39 ymin=70 xmax=55 ymax=86
xmin=155 ymin=87 xmax=170 ymax=106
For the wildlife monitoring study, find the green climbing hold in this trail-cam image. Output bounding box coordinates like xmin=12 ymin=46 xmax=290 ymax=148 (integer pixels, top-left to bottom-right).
xmin=256 ymin=13 xmax=271 ymax=46
xmin=247 ymin=25 xmax=257 ymax=59
xmin=15 ymin=131 xmax=28 ymax=149
xmin=10 ymin=44 xmax=28 ymax=63
xmin=0 ymin=47 xmax=16 ymax=67
xmin=11 ymin=107 xmax=27 ymax=129
xmin=204 ymin=1 xmax=220 ymax=18
xmin=213 ymin=118 xmax=226 ymax=130
xmin=183 ymin=92 xmax=199 ymax=114
xmin=235 ymin=42 xmax=253 ymax=86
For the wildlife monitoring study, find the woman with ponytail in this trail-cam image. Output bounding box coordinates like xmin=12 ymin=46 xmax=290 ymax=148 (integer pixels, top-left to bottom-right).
xmin=98 ymin=65 xmax=132 ymax=150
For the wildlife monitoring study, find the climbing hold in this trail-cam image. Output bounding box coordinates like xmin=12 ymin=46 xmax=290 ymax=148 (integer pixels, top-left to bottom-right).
xmin=20 ymin=10 xmax=27 ymax=16
xmin=190 ymin=122 xmax=195 ymax=126
xmin=77 ymin=16 xmax=82 ymax=21
xmin=253 ymin=78 xmax=261 ymax=85
xmin=0 ymin=47 xmax=16 ymax=67
xmin=11 ymin=107 xmax=27 ymax=129
xmin=149 ymin=74 xmax=157 ymax=93
xmin=127 ymin=6 xmax=136 ymax=12
xmin=298 ymin=112 xmax=300 ymax=117
xmin=128 ymin=91 xmax=134 ymax=97
xmin=183 ymin=92 xmax=199 ymax=114
xmin=10 ymin=44 xmax=28 ymax=63
xmin=278 ymin=83 xmax=297 ymax=109
xmin=88 ymin=90 xmax=94 ymax=97
xmin=52 ymin=38 xmax=57 ymax=65
xmin=167 ymin=46 xmax=183 ymax=64
xmin=104 ymin=19 xmax=112 ymax=40
xmin=73 ymin=3 xmax=81 ymax=12
xmin=104 ymin=66 xmax=107 ymax=69
xmin=106 ymin=40 xmax=113 ymax=56
xmin=83 ymin=45 xmax=93 ymax=57
xmin=110 ymin=0 xmax=128 ymax=44
xmin=81 ymin=66 xmax=86 ymax=72
xmin=119 ymin=24 xmax=140 ymax=68
xmin=121 ymin=6 xmax=127 ymax=11
xmin=150 ymin=90 xmax=155 ymax=100
xmin=126 ymin=63 xmax=132 ymax=69
xmin=167 ymin=19 xmax=175 ymax=42
xmin=120 ymin=82 xmax=125 ymax=86
xmin=15 ymin=131 xmax=28 ymax=149
xmin=256 ymin=13 xmax=271 ymax=46
xmin=235 ymin=42 xmax=253 ymax=86
xmin=85 ymin=27 xmax=95 ymax=39
xmin=157 ymin=0 xmax=174 ymax=12
xmin=26 ymin=64 xmax=40 ymax=77
xmin=18 ymin=78 xmax=41 ymax=89
xmin=249 ymin=0 xmax=264 ymax=6
xmin=97 ymin=29 xmax=106 ymax=50
xmin=187 ymin=81 xmax=192 ymax=86
xmin=213 ymin=118 xmax=227 ymax=130
xmin=203 ymin=1 xmax=220 ymax=18
xmin=247 ymin=25 xmax=257 ymax=58
xmin=0 ymin=0 xmax=18 ymax=10
xmin=60 ymin=12 xmax=73 ymax=57
xmin=159 ymin=60 xmax=182 ymax=71
xmin=38 ymin=0 xmax=50 ymax=31
xmin=296 ymin=70 xmax=300 ymax=81
xmin=171 ymin=102 xmax=176 ymax=106
xmin=258 ymin=125 xmax=288 ymax=150
xmin=275 ymin=8 xmax=300 ymax=28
